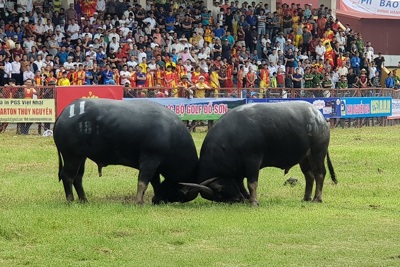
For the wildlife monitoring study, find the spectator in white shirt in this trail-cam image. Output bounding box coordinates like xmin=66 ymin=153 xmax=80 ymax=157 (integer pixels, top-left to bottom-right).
xmin=108 ymin=37 xmax=120 ymax=52
xmin=67 ymin=19 xmax=80 ymax=43
xmin=120 ymin=65 xmax=131 ymax=85
xmin=23 ymin=66 xmax=34 ymax=82
xmin=315 ymin=41 xmax=326 ymax=61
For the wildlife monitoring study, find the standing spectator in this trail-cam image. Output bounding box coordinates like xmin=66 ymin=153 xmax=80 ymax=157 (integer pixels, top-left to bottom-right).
xmin=350 ymin=52 xmax=361 ymax=76
xmin=19 ymin=79 xmax=37 ymax=134
xmin=315 ymin=40 xmax=326 ymax=62
xmin=67 ymin=19 xmax=80 ymax=45
xmin=66 ymin=3 xmax=77 ymax=21
xmin=373 ymin=52 xmax=385 ymax=78
xmin=11 ymin=55 xmax=22 ymax=85
xmin=257 ymin=9 xmax=266 ymax=38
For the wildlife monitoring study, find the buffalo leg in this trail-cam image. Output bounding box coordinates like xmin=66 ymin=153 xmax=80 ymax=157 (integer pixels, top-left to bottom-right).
xmin=73 ymin=159 xmax=87 ymax=202
xmin=244 ymin=158 xmax=261 ymax=206
xmin=237 ymin=179 xmax=250 ymax=199
xmin=247 ymin=177 xmax=259 ymax=206
xmin=135 ymin=160 xmax=159 ymax=205
xmin=150 ymin=174 xmax=161 ymax=197
xmin=60 ymin=157 xmax=84 ymax=202
xmin=312 ymin=158 xmax=327 ymax=202
xmin=300 ymin=157 xmax=315 ymax=201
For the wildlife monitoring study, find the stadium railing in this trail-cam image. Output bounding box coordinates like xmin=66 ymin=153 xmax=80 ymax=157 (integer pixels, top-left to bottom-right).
xmin=0 ymin=86 xmax=399 ymax=133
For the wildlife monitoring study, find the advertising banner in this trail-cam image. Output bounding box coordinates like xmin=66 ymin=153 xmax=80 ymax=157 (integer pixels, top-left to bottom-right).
xmin=339 ymin=97 xmax=392 ymax=118
xmin=124 ymin=98 xmax=247 ymax=120
xmin=56 ymin=85 xmax=123 ymax=116
xmin=385 ymin=98 xmax=400 ymax=120
xmin=247 ymin=98 xmax=342 ymax=119
xmin=0 ymin=99 xmax=55 ymax=123
xmin=339 ymin=0 xmax=400 ymax=17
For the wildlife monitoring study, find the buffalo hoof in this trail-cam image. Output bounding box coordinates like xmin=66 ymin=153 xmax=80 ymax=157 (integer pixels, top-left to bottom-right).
xmin=250 ymin=200 xmax=259 ymax=207
xmin=303 ymin=197 xmax=312 ymax=202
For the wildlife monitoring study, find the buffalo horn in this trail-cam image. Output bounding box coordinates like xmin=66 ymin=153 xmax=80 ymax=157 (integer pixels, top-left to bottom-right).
xmin=200 ymin=177 xmax=218 ymax=186
xmin=179 ymin=183 xmax=214 ymax=199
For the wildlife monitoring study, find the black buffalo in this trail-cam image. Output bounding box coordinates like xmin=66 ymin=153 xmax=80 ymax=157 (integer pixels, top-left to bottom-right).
xmin=183 ymin=101 xmax=337 ymax=205
xmin=54 ymin=99 xmax=198 ymax=204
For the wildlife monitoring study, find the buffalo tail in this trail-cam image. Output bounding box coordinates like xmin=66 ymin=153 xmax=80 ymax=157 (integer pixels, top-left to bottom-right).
xmin=327 ymin=151 xmax=338 ymax=184
xmin=58 ymin=150 xmax=63 ymax=182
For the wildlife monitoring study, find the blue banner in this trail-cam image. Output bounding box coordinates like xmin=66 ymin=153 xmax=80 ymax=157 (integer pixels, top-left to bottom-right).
xmin=247 ymin=98 xmax=342 ymax=119
xmin=340 ymin=97 xmax=392 ymax=118
xmin=123 ymin=98 xmax=247 ymax=120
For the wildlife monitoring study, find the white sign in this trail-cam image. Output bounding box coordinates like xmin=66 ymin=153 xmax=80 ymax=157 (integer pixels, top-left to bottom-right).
xmin=340 ymin=0 xmax=400 ymax=17
xmin=387 ymin=98 xmax=400 ymax=119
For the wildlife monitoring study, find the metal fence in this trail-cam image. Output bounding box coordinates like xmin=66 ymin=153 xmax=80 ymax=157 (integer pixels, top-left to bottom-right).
xmin=1 ymin=85 xmax=399 ymax=134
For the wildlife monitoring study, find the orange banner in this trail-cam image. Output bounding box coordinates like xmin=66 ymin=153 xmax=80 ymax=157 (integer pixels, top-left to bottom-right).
xmin=56 ymin=85 xmax=123 ymax=116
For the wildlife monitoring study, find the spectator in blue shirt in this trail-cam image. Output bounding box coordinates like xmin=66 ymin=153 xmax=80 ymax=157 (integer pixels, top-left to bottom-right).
xmin=165 ymin=11 xmax=176 ymax=32
xmin=214 ymin=23 xmax=225 ymax=39
xmin=56 ymin=46 xmax=69 ymax=65
xmin=102 ymin=64 xmax=115 ymax=85
xmin=350 ymin=52 xmax=361 ymax=76
xmin=246 ymin=11 xmax=257 ymax=27
xmin=385 ymin=71 xmax=395 ymax=88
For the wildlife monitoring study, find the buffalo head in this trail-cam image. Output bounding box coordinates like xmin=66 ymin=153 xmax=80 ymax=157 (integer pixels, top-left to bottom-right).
xmin=181 ymin=177 xmax=247 ymax=203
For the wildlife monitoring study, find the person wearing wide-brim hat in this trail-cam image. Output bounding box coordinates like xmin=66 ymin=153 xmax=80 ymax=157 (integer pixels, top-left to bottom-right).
xmin=177 ymin=75 xmax=193 ymax=98
xmin=359 ymin=68 xmax=369 ymax=89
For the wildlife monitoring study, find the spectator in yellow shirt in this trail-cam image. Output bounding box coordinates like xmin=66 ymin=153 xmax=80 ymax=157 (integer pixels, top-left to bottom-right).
xmin=191 ymin=76 xmax=210 ymax=98
xmin=58 ymin=71 xmax=71 ymax=86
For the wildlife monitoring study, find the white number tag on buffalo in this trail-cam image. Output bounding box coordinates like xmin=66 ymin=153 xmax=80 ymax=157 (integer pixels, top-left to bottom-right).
xmin=69 ymin=101 xmax=86 ymax=118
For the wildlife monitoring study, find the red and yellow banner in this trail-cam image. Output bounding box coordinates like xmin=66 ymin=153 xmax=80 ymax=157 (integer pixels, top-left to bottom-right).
xmin=56 ymin=85 xmax=123 ymax=116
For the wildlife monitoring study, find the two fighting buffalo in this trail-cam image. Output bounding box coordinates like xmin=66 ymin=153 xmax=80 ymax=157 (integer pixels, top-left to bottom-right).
xmin=54 ymin=99 xmax=336 ymax=205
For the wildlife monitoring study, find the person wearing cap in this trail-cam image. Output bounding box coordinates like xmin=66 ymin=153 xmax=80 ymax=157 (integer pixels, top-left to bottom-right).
xmin=189 ymin=75 xmax=210 ymax=99
xmin=177 ymin=74 xmax=193 ymax=98
xmin=321 ymin=71 xmax=333 ymax=97
xmin=337 ymin=74 xmax=348 ymax=89
xmin=303 ymin=67 xmax=314 ymax=94
xmin=86 ymin=44 xmax=97 ymax=61
xmin=358 ymin=68 xmax=368 ymax=89
xmin=311 ymin=67 xmax=324 ymax=96
xmin=63 ymin=55 xmax=74 ymax=70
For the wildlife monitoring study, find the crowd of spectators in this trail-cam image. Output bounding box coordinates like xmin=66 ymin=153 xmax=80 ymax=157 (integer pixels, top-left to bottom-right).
xmin=0 ymin=0 xmax=399 ymax=99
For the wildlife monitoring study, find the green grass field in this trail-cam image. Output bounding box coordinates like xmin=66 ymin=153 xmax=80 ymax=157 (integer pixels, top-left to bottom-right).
xmin=1 ymin=126 xmax=400 ymax=267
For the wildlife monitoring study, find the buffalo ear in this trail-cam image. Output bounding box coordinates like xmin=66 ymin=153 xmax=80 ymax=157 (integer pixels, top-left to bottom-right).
xmin=179 ymin=183 xmax=215 ymax=200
